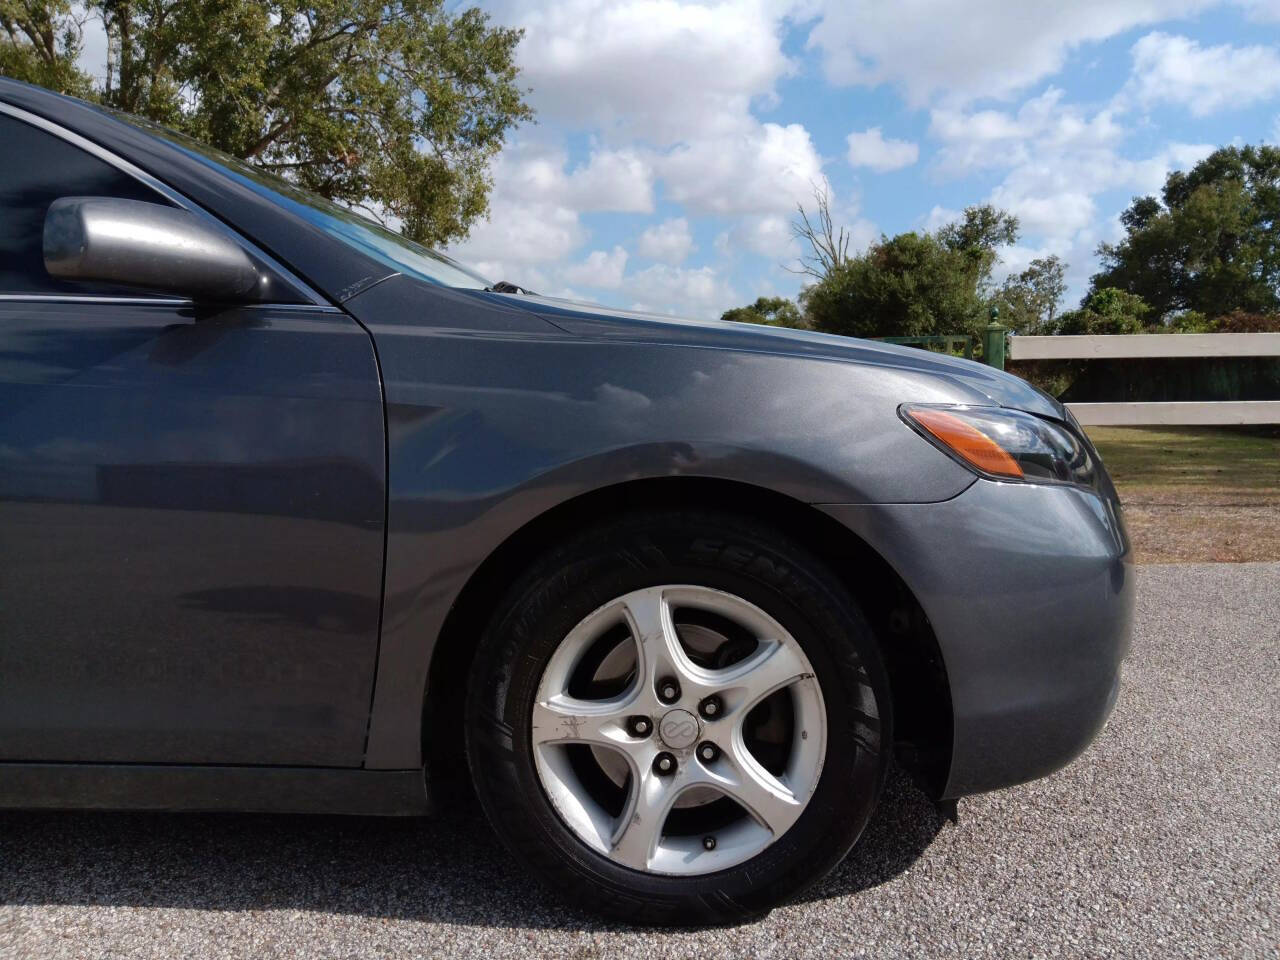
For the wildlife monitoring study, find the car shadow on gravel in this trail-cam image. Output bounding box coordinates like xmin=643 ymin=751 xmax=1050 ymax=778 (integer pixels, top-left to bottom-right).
xmin=0 ymin=765 xmax=944 ymax=929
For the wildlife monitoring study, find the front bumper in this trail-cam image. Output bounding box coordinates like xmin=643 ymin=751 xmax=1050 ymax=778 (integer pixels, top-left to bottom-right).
xmin=821 ymin=478 xmax=1134 ymax=799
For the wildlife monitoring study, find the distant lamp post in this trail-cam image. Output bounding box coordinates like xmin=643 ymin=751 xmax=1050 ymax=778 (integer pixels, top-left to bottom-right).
xmin=984 ymin=305 xmax=1006 ymax=370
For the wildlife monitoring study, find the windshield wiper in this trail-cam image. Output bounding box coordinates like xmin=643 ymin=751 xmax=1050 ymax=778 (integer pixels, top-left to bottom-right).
xmin=485 ymin=280 xmax=537 ymax=295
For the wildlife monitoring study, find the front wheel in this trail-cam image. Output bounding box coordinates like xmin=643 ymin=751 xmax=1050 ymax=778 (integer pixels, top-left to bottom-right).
xmin=464 ymin=510 xmax=890 ymax=925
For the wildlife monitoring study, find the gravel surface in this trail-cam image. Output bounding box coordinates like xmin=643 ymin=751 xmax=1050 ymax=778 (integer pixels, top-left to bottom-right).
xmin=1 ymin=562 xmax=1276 ymax=959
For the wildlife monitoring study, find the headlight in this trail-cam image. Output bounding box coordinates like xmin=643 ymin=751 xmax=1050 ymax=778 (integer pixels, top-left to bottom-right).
xmin=900 ymin=403 xmax=1098 ymax=488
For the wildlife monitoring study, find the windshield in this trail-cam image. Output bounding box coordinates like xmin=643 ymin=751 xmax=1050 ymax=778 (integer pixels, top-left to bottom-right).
xmin=108 ymin=109 xmax=492 ymax=290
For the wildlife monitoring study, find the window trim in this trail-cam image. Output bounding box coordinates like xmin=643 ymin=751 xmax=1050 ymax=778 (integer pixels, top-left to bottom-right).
xmin=0 ymin=294 xmax=189 ymax=305
xmin=0 ymin=101 xmax=331 ymax=308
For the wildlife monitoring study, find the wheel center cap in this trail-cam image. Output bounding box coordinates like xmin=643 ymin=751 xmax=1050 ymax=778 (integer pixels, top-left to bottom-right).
xmin=658 ymin=708 xmax=700 ymax=749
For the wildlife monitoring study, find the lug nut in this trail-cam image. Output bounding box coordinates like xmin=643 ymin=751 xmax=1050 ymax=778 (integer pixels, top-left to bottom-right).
xmin=657 ymin=677 xmax=681 ymax=703
xmin=653 ymin=752 xmax=677 ymax=775
xmin=628 ymin=716 xmax=652 ymax=738
xmin=697 ymin=741 xmax=719 ymax=763
xmin=698 ymin=695 xmax=722 ymax=719
xmin=702 ymin=835 xmax=716 ymax=851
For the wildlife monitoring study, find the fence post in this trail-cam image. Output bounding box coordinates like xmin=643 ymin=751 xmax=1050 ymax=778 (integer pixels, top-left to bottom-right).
xmin=983 ymin=306 xmax=1006 ymax=370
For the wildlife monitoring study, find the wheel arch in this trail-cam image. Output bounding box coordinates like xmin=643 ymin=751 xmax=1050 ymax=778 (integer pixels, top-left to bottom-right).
xmin=423 ymin=476 xmax=954 ymax=802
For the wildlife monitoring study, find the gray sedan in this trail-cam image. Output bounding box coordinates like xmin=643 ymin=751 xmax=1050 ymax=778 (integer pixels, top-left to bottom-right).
xmin=0 ymin=78 xmax=1133 ymax=925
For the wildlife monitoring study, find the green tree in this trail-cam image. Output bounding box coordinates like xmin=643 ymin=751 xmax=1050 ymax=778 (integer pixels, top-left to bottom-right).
xmin=1165 ymin=310 xmax=1213 ymax=333
xmin=720 ymin=296 xmax=805 ymax=329
xmin=1054 ymin=287 xmax=1151 ymax=335
xmin=937 ymin=204 xmax=1019 ymax=280
xmin=1091 ymin=144 xmax=1280 ymax=320
xmin=799 ymin=205 xmax=1019 ymax=340
xmin=994 ymin=255 xmax=1067 ymax=334
xmin=2 ymin=1 xmax=532 ymax=246
xmin=0 ymin=0 xmax=94 ymax=96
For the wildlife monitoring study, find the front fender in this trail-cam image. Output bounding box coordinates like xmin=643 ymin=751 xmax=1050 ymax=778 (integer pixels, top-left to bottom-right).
xmin=343 ymin=277 xmax=976 ymax=768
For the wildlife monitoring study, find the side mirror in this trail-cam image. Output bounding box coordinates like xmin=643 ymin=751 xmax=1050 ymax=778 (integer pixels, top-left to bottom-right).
xmin=44 ymin=197 xmax=264 ymax=301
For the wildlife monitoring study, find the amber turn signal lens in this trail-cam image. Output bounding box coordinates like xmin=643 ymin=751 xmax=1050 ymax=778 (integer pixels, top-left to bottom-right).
xmin=905 ymin=407 xmax=1024 ymax=479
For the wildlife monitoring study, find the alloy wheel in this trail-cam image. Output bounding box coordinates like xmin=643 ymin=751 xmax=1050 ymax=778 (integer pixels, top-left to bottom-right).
xmin=530 ymin=584 xmax=826 ymax=875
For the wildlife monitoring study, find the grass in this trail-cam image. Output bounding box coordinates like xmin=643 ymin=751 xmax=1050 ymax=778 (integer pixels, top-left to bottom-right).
xmin=1083 ymin=426 xmax=1280 ymax=563
xmin=1087 ymin=426 xmax=1280 ymax=492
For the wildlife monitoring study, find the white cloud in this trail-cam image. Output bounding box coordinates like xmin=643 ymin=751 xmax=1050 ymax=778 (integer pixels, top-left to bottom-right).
xmin=804 ymin=0 xmax=1216 ymax=105
xmin=622 ymin=263 xmax=738 ymax=318
xmin=455 ymin=1 xmax=1250 ymax=314
xmin=986 ymin=139 xmax=1215 ymax=241
xmin=454 ymin=198 xmax=584 ymax=278
xmin=929 ymin=86 xmax=1216 ymax=244
xmin=565 ymin=149 xmax=656 ymax=212
xmin=493 ymin=0 xmax=795 ymax=142
xmin=483 ymin=1 xmax=828 ymax=238
xmin=923 ymin=205 xmax=961 ymax=231
xmin=931 ymin=91 xmax=1122 ymax=240
xmin=930 ymin=88 xmax=1124 ymax=176
xmin=636 ymin=218 xmax=695 ymax=264
xmin=495 ymin=141 xmax=654 ymax=214
xmin=562 ymin=246 xmax=630 ymax=288
xmin=450 ymin=139 xmax=654 ymax=273
xmin=845 ymin=127 xmax=919 ymax=171
xmin=1234 ymin=0 xmax=1280 ymax=20
xmin=718 ymin=193 xmax=877 ymax=269
xmin=656 ymin=122 xmax=824 ymax=216
xmin=453 ymin=4 xmax=825 ymax=288
xmin=1127 ymin=141 xmax=1219 ymax=193
xmin=989 ymin=178 xmax=1098 ymax=238
xmin=457 ymin=118 xmax=824 ymax=278
xmin=726 ymin=214 xmax=797 ymax=259
xmin=1120 ymin=32 xmax=1280 ymax=116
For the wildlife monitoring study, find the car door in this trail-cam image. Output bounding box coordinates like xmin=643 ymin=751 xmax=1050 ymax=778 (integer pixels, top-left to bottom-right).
xmin=0 ymin=110 xmax=386 ymax=767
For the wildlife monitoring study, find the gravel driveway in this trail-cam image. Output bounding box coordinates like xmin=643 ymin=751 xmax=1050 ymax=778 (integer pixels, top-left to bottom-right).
xmin=1 ymin=562 xmax=1276 ymax=959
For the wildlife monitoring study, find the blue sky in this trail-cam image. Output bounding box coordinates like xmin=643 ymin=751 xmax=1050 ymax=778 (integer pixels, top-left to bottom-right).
xmin=438 ymin=0 xmax=1280 ymax=318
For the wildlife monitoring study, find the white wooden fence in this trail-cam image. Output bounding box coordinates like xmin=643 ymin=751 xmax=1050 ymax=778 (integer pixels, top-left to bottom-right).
xmin=1007 ymin=332 xmax=1280 ymax=425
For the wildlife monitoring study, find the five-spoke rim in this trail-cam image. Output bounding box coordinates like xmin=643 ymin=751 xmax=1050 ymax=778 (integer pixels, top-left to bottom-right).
xmin=531 ymin=585 xmax=826 ymax=876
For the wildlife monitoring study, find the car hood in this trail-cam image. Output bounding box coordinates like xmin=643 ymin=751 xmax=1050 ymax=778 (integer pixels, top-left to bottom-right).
xmin=486 ymin=292 xmax=1064 ymax=419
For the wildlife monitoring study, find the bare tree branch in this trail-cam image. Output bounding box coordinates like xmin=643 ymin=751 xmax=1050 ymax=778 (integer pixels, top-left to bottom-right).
xmin=786 ymin=182 xmax=851 ymax=281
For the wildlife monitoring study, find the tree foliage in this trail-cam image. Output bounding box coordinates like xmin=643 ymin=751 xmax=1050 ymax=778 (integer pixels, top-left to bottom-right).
xmin=720 ymin=296 xmax=805 ymax=329
xmin=1054 ymin=287 xmax=1151 ymax=335
xmin=936 ymin=204 xmax=1019 ymax=274
xmin=0 ymin=0 xmax=94 ymax=96
xmin=993 ymin=255 xmax=1066 ymax=334
xmin=1 ymin=0 xmax=532 ymax=246
xmin=1091 ymin=144 xmax=1280 ymax=320
xmin=798 ymin=205 xmax=1019 ymax=340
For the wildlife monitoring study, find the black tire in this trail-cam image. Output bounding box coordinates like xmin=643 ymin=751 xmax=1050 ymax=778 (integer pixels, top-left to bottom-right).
xmin=464 ymin=509 xmax=891 ymax=925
